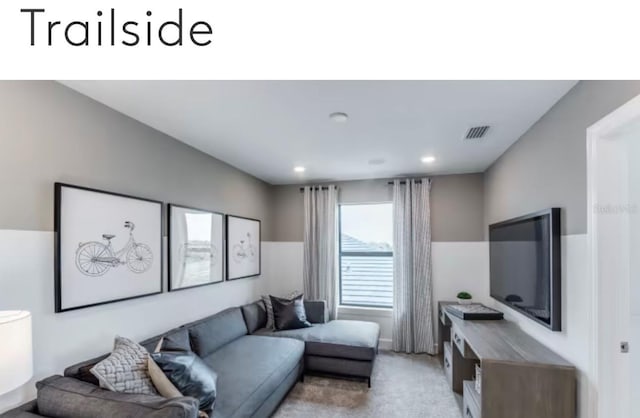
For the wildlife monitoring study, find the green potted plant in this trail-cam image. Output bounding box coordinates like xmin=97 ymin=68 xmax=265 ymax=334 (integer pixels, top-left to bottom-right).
xmin=457 ymin=291 xmax=473 ymax=305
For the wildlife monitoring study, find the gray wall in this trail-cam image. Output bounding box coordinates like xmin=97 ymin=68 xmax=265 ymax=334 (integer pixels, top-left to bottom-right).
xmin=484 ymin=80 xmax=640 ymax=235
xmin=0 ymin=81 xmax=274 ymax=239
xmin=271 ymin=173 xmax=485 ymax=242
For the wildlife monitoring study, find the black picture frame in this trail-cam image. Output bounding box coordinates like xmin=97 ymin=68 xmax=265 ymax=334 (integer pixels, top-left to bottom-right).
xmin=168 ymin=203 xmax=225 ymax=292
xmin=54 ymin=182 xmax=163 ymax=313
xmin=225 ymin=215 xmax=261 ymax=280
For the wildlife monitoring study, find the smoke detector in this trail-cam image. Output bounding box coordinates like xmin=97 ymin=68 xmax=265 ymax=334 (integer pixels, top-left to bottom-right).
xmin=464 ymin=125 xmax=490 ymax=140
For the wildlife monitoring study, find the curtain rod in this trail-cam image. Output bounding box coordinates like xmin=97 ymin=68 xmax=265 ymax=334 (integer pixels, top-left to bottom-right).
xmin=298 ymin=186 xmax=338 ymax=192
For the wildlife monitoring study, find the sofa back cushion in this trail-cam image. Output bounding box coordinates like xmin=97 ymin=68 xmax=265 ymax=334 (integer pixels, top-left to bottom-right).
xmin=188 ymin=307 xmax=248 ymax=357
xmin=240 ymin=301 xmax=267 ymax=334
xmin=36 ymin=375 xmax=199 ymax=418
xmin=64 ymin=354 xmax=109 ymax=386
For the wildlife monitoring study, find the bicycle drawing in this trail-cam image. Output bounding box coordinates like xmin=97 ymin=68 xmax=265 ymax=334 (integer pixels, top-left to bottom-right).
xmin=75 ymin=221 xmax=154 ymax=277
xmin=232 ymin=233 xmax=256 ymax=263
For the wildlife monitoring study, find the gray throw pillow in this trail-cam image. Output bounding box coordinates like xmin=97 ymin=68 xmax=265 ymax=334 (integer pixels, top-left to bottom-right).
xmin=262 ymin=291 xmax=301 ymax=330
xmin=270 ymin=294 xmax=312 ymax=331
xmin=261 ymin=295 xmax=275 ymax=330
xmin=90 ymin=336 xmax=157 ymax=395
xmin=154 ymin=328 xmax=191 ymax=353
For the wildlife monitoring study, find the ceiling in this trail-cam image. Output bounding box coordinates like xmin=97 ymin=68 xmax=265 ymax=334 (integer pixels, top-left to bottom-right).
xmin=61 ymin=81 xmax=577 ymax=185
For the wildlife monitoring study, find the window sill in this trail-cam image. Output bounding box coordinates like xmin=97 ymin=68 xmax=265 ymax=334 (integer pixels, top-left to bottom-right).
xmin=338 ymin=305 xmax=393 ymax=318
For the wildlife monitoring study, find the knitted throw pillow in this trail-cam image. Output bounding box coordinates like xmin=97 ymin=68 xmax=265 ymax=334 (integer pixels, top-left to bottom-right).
xmin=90 ymin=336 xmax=157 ymax=395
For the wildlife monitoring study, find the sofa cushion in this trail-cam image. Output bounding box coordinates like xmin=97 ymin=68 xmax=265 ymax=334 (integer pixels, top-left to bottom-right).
xmin=240 ymin=301 xmax=267 ymax=334
xmin=36 ymin=375 xmax=199 ymax=418
xmin=255 ymin=320 xmax=380 ymax=361
xmin=188 ymin=308 xmax=248 ymax=357
xmin=303 ymin=300 xmax=328 ymax=324
xmin=0 ymin=400 xmax=41 ymax=418
xmin=201 ymin=335 xmax=304 ymax=418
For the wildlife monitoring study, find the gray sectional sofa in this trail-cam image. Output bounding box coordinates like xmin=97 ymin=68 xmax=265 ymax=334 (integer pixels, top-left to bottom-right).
xmin=2 ymin=299 xmax=380 ymax=418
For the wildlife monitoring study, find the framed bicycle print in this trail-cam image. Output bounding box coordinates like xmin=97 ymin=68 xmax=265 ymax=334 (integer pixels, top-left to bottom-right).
xmin=168 ymin=204 xmax=224 ymax=292
xmin=54 ymin=183 xmax=163 ymax=313
xmin=225 ymin=215 xmax=261 ymax=280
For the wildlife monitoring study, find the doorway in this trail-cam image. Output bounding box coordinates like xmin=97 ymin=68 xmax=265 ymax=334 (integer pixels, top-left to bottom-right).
xmin=588 ymin=94 xmax=640 ymax=418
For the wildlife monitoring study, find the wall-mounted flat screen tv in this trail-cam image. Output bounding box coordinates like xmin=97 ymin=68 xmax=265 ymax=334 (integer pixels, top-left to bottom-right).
xmin=489 ymin=208 xmax=561 ymax=331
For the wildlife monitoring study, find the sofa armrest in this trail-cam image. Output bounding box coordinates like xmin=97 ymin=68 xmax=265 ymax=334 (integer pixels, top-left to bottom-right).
xmin=35 ymin=375 xmax=199 ymax=418
xmin=0 ymin=400 xmax=44 ymax=418
xmin=304 ymin=300 xmax=329 ymax=324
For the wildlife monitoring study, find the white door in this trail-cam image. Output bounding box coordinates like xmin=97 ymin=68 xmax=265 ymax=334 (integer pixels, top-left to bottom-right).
xmin=589 ymin=96 xmax=640 ymax=418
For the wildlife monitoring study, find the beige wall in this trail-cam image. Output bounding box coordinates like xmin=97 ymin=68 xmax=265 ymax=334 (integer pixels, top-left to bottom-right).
xmin=484 ymin=80 xmax=640 ymax=235
xmin=271 ymin=173 xmax=485 ymax=242
xmin=0 ymin=81 xmax=274 ymax=239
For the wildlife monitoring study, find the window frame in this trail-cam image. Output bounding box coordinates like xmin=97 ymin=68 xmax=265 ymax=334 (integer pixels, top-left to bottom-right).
xmin=338 ymin=202 xmax=394 ymax=309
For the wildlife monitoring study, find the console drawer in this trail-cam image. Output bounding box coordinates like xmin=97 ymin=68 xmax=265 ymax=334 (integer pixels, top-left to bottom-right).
xmin=463 ymin=380 xmax=481 ymax=418
xmin=440 ymin=307 xmax=451 ymax=326
xmin=451 ymin=324 xmax=477 ymax=359
xmin=444 ymin=341 xmax=453 ymax=387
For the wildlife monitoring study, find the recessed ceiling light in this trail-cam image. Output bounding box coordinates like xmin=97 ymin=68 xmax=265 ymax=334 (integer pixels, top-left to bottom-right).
xmin=329 ymin=112 xmax=349 ymax=123
xmin=293 ymin=166 xmax=306 ymax=173
xmin=421 ymin=156 xmax=436 ymax=164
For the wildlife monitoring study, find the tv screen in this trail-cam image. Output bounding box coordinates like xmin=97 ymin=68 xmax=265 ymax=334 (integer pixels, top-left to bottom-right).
xmin=489 ymin=208 xmax=561 ymax=331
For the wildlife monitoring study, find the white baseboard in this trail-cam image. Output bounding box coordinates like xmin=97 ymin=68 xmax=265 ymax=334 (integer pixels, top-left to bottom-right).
xmin=378 ymin=338 xmax=392 ymax=350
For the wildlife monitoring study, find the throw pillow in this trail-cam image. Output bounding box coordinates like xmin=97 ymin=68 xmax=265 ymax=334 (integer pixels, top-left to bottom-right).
xmin=148 ymin=357 xmax=182 ymax=399
xmin=150 ymin=351 xmax=218 ymax=415
xmin=154 ymin=329 xmax=191 ymax=353
xmin=270 ymin=294 xmax=312 ymax=331
xmin=261 ymin=295 xmax=275 ymax=330
xmin=90 ymin=336 xmax=158 ymax=395
xmin=262 ymin=291 xmax=302 ymax=330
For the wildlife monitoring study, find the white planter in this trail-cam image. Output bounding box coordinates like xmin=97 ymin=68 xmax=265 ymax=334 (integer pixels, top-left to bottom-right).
xmin=457 ymin=298 xmax=473 ymax=305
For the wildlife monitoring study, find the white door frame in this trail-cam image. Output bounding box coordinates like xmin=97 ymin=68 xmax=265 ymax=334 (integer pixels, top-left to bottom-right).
xmin=587 ymin=93 xmax=640 ymax=418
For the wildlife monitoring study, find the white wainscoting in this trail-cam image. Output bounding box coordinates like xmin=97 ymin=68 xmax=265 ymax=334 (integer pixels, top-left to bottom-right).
xmin=489 ymin=234 xmax=589 ymax=418
xmin=0 ymin=230 xmax=270 ymax=413
xmin=431 ymin=241 xmax=490 ymax=349
xmin=0 ymin=235 xmax=590 ymax=417
xmin=261 ymin=241 xmax=491 ymax=348
xmin=261 ymin=242 xmax=304 ymax=297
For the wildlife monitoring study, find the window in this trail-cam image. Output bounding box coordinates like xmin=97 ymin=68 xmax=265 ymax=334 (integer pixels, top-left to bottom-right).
xmin=339 ymin=203 xmax=393 ymax=308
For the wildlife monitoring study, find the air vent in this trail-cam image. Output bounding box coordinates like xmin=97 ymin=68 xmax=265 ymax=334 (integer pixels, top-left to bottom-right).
xmin=465 ymin=126 xmax=490 ymax=140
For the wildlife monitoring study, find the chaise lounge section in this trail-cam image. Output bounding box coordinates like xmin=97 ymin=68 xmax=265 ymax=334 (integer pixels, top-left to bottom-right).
xmin=1 ymin=299 xmax=380 ymax=418
xmin=243 ymin=301 xmax=380 ymax=387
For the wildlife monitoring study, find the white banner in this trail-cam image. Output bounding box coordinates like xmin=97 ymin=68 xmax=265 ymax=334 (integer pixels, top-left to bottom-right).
xmin=0 ymin=0 xmax=639 ymax=79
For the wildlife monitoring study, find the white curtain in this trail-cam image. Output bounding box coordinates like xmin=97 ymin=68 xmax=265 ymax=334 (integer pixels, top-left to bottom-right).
xmin=303 ymin=186 xmax=338 ymax=320
xmin=392 ymin=178 xmax=436 ymax=354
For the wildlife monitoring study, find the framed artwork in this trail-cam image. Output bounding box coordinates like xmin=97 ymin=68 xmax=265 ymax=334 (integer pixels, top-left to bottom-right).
xmin=54 ymin=183 xmax=163 ymax=313
xmin=226 ymin=215 xmax=261 ymax=280
xmin=168 ymin=204 xmax=224 ymax=291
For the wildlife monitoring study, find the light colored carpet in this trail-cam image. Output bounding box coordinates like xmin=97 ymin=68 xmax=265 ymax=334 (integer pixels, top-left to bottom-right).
xmin=273 ymin=351 xmax=461 ymax=418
